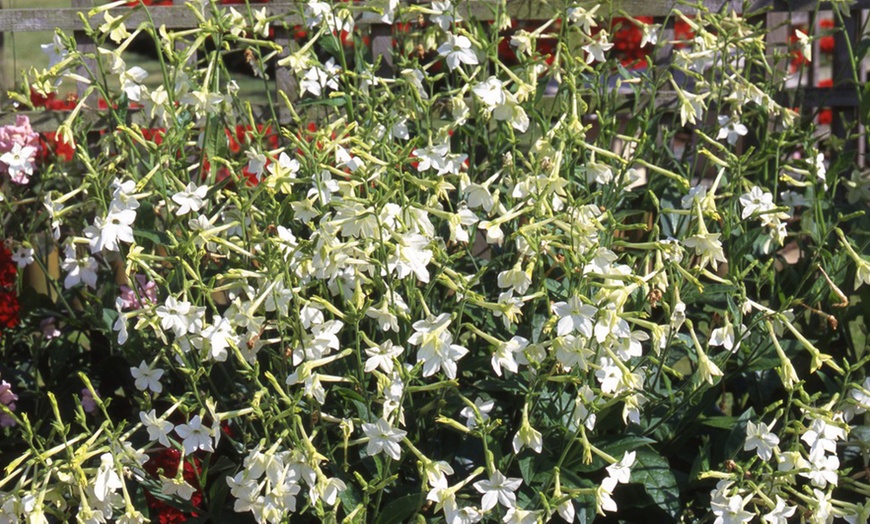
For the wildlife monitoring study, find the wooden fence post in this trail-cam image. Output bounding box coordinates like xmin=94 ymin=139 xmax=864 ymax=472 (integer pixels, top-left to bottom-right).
xmin=72 ymin=0 xmax=97 ymax=104
xmin=371 ymin=23 xmax=392 ymax=78
xmin=832 ymin=8 xmax=860 ymax=156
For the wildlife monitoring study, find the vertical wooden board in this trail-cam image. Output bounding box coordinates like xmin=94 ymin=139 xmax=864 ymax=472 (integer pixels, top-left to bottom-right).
xmin=274 ymin=25 xmax=297 ymax=125
xmin=371 ymin=23 xmax=392 ymax=78
xmin=72 ymin=0 xmax=96 ymax=102
xmin=832 ymin=8 xmax=859 ymax=149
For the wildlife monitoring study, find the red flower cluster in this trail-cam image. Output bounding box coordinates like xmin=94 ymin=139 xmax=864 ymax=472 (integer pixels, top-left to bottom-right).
xmin=819 ymin=19 xmax=835 ymax=54
xmin=0 ymin=247 xmax=19 ymax=331
xmin=30 ymin=89 xmax=78 ymax=111
xmin=142 ymin=448 xmax=203 ymax=524
xmin=125 ymin=0 xmax=268 ymax=5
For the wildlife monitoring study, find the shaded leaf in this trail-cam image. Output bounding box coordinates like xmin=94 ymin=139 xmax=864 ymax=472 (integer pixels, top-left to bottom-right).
xmin=629 ymin=448 xmax=680 ymax=519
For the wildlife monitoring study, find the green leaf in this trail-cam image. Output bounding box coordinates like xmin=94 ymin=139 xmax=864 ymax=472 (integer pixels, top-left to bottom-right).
xmin=701 ymin=416 xmax=739 ymax=430
xmin=629 ymin=448 xmax=680 ymax=519
xmin=373 ymin=493 xmax=422 ymax=524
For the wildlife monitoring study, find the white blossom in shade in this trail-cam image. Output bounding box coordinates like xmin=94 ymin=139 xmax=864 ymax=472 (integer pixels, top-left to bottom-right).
xmin=160 ymin=477 xmax=197 ymax=501
xmin=360 ymin=0 xmax=397 ymax=23
xmin=415 ymin=330 xmax=468 ymax=380
xmin=842 ymin=501 xmax=870 ymax=524
xmin=93 ymin=453 xmax=123 ymax=502
xmin=717 ymin=116 xmax=749 ymax=146
xmin=139 ymin=409 xmax=174 ymax=447
xmin=113 ymin=297 xmax=129 ymax=345
xmin=596 ymin=478 xmax=618 ymax=514
xmin=683 ymin=232 xmax=727 ymax=271
xmin=739 ymin=186 xmax=774 ymax=219
xmin=130 ymin=361 xmax=164 ymax=394
xmin=61 ymin=251 xmax=98 ymax=289
xmin=511 ymin=417 xmax=542 ymax=454
xmin=811 ymin=488 xmax=834 ymax=524
xmin=551 ymin=295 xmax=597 ymax=337
xmin=175 ymin=415 xmax=214 ymax=454
xmin=844 ymin=377 xmax=870 ymax=421
xmin=503 ymin=508 xmax=543 ymax=524
xmin=491 ymin=336 xmax=528 ymax=377
xmin=10 ymin=246 xmax=33 ymax=268
xmin=448 ymin=206 xmax=480 ymax=244
xmin=473 ymin=471 xmax=522 ymax=511
xmin=473 ymin=76 xmax=506 ymax=107
xmin=110 ymin=178 xmax=140 ymax=212
xmin=85 ymin=209 xmax=136 ymax=253
xmin=171 ymin=182 xmax=208 ymax=216
xmin=802 ymin=447 xmax=840 ymax=488
xmin=801 ymin=416 xmax=847 ymax=456
xmin=412 ymin=142 xmax=449 ymax=173
xmin=1 ymin=144 xmax=37 ymax=184
xmin=709 ymin=323 xmax=747 ymax=353
xmin=762 ymin=496 xmax=796 ymax=524
xmin=677 ymin=88 xmax=709 ymax=127
xmin=595 ymin=356 xmax=625 ymax=394
xmin=195 ymin=316 xmax=237 ymax=362
xmin=793 ymin=29 xmax=812 ymax=62
xmin=497 ymin=266 xmax=531 ymax=294
xmin=640 ymin=21 xmax=661 ymax=47
xmin=300 ymin=58 xmax=340 ymax=96
xmin=431 ymin=1 xmax=462 ymax=31
xmin=156 ymin=296 xmax=193 ymax=338
xmin=120 ymin=66 xmax=148 ymax=102
xmin=605 ymin=451 xmax=636 ymax=485
xmin=401 ymin=68 xmax=429 ymax=100
xmin=362 ymin=417 xmax=406 ymax=460
xmin=696 ymin=348 xmax=724 ymax=385
xmin=582 ymin=30 xmax=614 ymax=63
xmin=438 ymin=33 xmax=479 ymax=71
xmin=388 ymin=233 xmax=434 ymax=283
xmin=681 ymin=185 xmax=707 ymax=210
xmin=364 ymin=340 xmax=403 ymax=374
xmin=566 ymin=5 xmax=599 ymax=34
xmin=744 ymin=420 xmax=780 ymax=461
xmin=460 ymin=397 xmax=494 ymax=429
xmin=711 ymin=493 xmax=753 ymax=524
xmin=41 ymin=32 xmax=67 ymax=68
xmin=776 ymin=450 xmax=809 ymax=473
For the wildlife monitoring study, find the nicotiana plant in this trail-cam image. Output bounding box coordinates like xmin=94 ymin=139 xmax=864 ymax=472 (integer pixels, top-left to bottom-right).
xmin=1 ymin=0 xmax=869 ymax=522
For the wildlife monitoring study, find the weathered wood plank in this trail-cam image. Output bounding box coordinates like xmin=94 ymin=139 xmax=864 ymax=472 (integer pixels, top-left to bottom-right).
xmin=3 ymin=0 xmax=869 ymax=33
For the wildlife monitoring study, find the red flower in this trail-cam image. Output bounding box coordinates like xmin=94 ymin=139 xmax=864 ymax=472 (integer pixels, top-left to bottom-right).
xmin=39 ymin=132 xmax=75 ymax=162
xmin=0 ymin=248 xmax=18 ymax=331
xmin=819 ymin=19 xmax=835 ymax=54
xmin=142 ymin=448 xmax=204 ymax=524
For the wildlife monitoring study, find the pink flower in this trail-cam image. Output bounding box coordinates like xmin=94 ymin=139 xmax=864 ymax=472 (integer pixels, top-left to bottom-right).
xmin=0 ymin=115 xmax=39 ymax=152
xmin=81 ymin=388 xmax=97 ymax=414
xmin=0 ymin=116 xmax=40 ymax=183
xmin=40 ymin=317 xmax=61 ymax=339
xmin=120 ymin=274 xmax=158 ymax=310
xmin=0 ymin=379 xmax=19 ymax=427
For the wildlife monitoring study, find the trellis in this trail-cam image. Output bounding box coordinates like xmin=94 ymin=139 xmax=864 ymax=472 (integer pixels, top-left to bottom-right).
xmin=0 ymin=0 xmax=867 ymax=152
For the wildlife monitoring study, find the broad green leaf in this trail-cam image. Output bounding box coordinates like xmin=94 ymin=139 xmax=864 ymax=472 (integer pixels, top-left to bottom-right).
xmin=373 ymin=493 xmax=422 ymax=524
xmin=629 ymin=448 xmax=680 ymax=519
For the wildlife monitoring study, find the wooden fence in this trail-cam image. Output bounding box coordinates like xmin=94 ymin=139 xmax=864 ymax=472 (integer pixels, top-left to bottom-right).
xmin=0 ymin=0 xmax=868 ymax=152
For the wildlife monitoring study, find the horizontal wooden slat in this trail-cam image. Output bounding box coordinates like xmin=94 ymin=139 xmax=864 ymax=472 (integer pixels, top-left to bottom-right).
xmin=2 ymin=0 xmax=869 ymax=33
